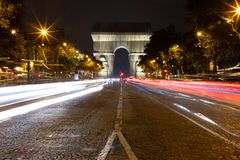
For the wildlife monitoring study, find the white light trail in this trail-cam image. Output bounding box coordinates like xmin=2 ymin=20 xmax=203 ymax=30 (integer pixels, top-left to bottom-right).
xmin=199 ymin=99 xmax=215 ymax=105
xmin=0 ymin=85 xmax=86 ymax=104
xmin=173 ymin=103 xmax=191 ymax=112
xmin=194 ymin=113 xmax=217 ymax=125
xmin=177 ymin=93 xmax=191 ymax=98
xmin=0 ymin=79 xmax=107 ymax=95
xmin=0 ymin=85 xmax=103 ymax=122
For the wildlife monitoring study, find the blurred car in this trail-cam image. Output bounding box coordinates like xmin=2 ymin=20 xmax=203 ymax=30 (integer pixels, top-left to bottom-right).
xmin=0 ymin=66 xmax=15 ymax=80
xmin=14 ymin=71 xmax=28 ymax=80
xmin=217 ymin=64 xmax=240 ymax=76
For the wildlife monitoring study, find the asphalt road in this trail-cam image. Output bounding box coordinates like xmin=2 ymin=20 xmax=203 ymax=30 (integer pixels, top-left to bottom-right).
xmin=0 ymin=80 xmax=240 ymax=159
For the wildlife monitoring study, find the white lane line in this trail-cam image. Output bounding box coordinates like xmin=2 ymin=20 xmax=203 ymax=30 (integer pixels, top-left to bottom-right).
xmin=173 ymin=103 xmax=191 ymax=112
xmin=174 ymin=103 xmax=217 ymax=125
xmin=194 ymin=113 xmax=217 ymax=125
xmin=178 ymin=93 xmax=191 ymax=98
xmin=118 ymin=131 xmax=138 ymax=160
xmin=97 ymin=131 xmax=117 ymax=160
xmin=199 ymin=99 xmax=215 ymax=105
xmin=97 ymin=81 xmax=138 ymax=160
xmin=129 ymin=83 xmax=240 ymax=149
xmin=165 ymin=102 xmax=240 ymax=149
xmin=174 ymin=104 xmax=240 ymax=137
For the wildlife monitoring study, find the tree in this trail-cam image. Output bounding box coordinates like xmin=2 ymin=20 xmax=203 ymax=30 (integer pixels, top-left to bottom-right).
xmin=54 ymin=42 xmax=78 ymax=70
xmin=0 ymin=0 xmax=22 ymax=29
xmin=140 ymin=25 xmax=181 ymax=77
xmin=180 ymin=32 xmax=208 ymax=74
xmin=0 ymin=0 xmax=26 ymax=60
xmin=185 ymin=0 xmax=240 ymax=72
xmin=168 ymin=44 xmax=184 ymax=74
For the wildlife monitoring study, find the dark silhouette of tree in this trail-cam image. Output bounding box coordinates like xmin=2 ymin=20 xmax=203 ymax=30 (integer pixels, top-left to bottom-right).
xmin=0 ymin=0 xmax=26 ymax=60
xmin=185 ymin=0 xmax=240 ymax=73
xmin=139 ymin=25 xmax=181 ymax=77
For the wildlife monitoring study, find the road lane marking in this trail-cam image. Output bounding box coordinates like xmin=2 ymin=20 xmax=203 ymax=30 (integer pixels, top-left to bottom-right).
xmin=194 ymin=113 xmax=217 ymax=125
xmin=178 ymin=93 xmax=191 ymax=98
xmin=129 ymin=83 xmax=240 ymax=149
xmin=199 ymin=99 xmax=215 ymax=105
xmin=164 ymin=101 xmax=240 ymax=149
xmin=173 ymin=103 xmax=217 ymax=125
xmin=173 ymin=103 xmax=191 ymax=112
xmin=118 ymin=131 xmax=138 ymax=160
xmin=98 ymin=81 xmax=138 ymax=160
xmin=97 ymin=131 xmax=117 ymax=160
xmin=174 ymin=103 xmax=240 ymax=137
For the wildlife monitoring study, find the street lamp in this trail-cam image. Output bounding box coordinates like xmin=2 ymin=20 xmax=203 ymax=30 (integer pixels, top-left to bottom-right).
xmin=11 ymin=29 xmax=16 ymax=35
xmin=196 ymin=31 xmax=202 ymax=37
xmin=237 ymin=7 xmax=240 ymax=14
xmin=223 ymin=1 xmax=240 ymax=39
xmin=41 ymin=29 xmax=47 ymax=36
xmin=63 ymin=42 xmax=67 ymax=47
xmin=32 ymin=22 xmax=55 ymax=42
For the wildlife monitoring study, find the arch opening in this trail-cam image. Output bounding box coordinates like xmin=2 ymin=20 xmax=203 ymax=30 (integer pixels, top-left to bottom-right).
xmin=113 ymin=48 xmax=130 ymax=77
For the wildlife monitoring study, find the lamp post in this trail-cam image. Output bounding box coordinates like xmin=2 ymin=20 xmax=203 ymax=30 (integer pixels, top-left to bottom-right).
xmin=31 ymin=24 xmax=52 ymax=81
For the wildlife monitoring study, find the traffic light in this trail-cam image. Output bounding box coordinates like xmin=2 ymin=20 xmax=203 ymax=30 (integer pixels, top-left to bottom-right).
xmin=120 ymin=72 xmax=124 ymax=77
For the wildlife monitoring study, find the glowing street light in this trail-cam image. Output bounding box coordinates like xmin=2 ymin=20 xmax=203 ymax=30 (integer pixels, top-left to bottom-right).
xmin=11 ymin=29 xmax=16 ymax=35
xmin=151 ymin=59 xmax=156 ymax=63
xmin=196 ymin=31 xmax=202 ymax=37
xmin=41 ymin=29 xmax=48 ymax=36
xmin=63 ymin=42 xmax=67 ymax=46
xmin=32 ymin=21 xmax=56 ymax=42
xmin=225 ymin=0 xmax=240 ymax=21
xmin=223 ymin=1 xmax=240 ymax=39
xmin=237 ymin=7 xmax=240 ymax=14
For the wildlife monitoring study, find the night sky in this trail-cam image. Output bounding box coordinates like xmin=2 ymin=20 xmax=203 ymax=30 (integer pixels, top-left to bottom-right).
xmin=23 ymin=0 xmax=188 ymax=51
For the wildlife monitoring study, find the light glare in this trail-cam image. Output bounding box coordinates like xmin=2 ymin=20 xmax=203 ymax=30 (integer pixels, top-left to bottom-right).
xmin=41 ymin=29 xmax=48 ymax=36
xmin=0 ymin=85 xmax=104 ymax=122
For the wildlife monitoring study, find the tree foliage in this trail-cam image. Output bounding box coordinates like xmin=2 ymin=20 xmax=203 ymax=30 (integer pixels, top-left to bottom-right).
xmin=185 ymin=0 xmax=240 ymax=72
xmin=0 ymin=0 xmax=23 ymax=28
xmin=0 ymin=0 xmax=26 ymax=60
xmin=139 ymin=25 xmax=182 ymax=76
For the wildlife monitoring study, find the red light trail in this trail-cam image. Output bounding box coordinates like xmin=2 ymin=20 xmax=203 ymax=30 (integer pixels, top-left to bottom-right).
xmin=128 ymin=79 xmax=240 ymax=105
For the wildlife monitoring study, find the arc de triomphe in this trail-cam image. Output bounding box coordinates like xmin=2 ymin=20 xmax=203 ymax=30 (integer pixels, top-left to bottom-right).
xmin=91 ymin=23 xmax=152 ymax=77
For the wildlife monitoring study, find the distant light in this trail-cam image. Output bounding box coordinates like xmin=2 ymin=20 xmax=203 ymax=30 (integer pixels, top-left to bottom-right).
xmin=237 ymin=7 xmax=240 ymax=14
xmin=151 ymin=59 xmax=156 ymax=63
xmin=197 ymin=31 xmax=202 ymax=37
xmin=120 ymin=72 xmax=124 ymax=77
xmin=41 ymin=29 xmax=48 ymax=36
xmin=63 ymin=42 xmax=67 ymax=46
xmin=14 ymin=67 xmax=23 ymax=72
xmin=11 ymin=29 xmax=16 ymax=35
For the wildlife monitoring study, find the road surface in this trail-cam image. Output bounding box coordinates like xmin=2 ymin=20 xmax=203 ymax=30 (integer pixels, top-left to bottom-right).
xmin=0 ymin=79 xmax=240 ymax=159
